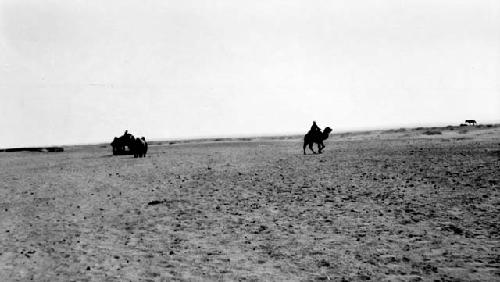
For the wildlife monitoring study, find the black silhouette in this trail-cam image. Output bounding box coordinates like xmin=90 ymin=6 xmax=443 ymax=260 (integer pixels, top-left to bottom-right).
xmin=465 ymin=120 xmax=477 ymax=126
xmin=110 ymin=131 xmax=136 ymax=155
xmin=303 ymin=126 xmax=333 ymax=155
xmin=132 ymin=137 xmax=148 ymax=158
xmin=310 ymin=121 xmax=321 ymax=135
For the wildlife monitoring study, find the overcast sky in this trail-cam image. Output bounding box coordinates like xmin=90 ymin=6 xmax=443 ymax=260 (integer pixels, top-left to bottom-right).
xmin=1 ymin=0 xmax=499 ymax=147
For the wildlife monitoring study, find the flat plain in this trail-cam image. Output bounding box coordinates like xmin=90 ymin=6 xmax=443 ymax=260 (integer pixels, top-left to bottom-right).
xmin=1 ymin=126 xmax=499 ymax=281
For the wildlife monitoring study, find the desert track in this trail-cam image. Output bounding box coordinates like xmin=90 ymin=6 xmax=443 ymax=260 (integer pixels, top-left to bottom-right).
xmin=1 ymin=127 xmax=499 ymax=281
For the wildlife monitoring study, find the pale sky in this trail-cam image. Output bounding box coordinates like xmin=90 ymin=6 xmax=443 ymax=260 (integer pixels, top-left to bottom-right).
xmin=1 ymin=0 xmax=499 ymax=147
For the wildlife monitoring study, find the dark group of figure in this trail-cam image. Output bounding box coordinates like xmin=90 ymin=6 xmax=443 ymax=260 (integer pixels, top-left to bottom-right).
xmin=465 ymin=120 xmax=477 ymax=126
xmin=303 ymin=121 xmax=333 ymax=155
xmin=112 ymin=122 xmax=331 ymax=157
xmin=111 ymin=130 xmax=148 ymax=158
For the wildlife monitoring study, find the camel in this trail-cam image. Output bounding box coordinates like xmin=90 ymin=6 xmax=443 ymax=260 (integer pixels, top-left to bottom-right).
xmin=132 ymin=137 xmax=148 ymax=158
xmin=465 ymin=120 xmax=477 ymax=126
xmin=303 ymin=127 xmax=332 ymax=155
xmin=110 ymin=132 xmax=135 ymax=155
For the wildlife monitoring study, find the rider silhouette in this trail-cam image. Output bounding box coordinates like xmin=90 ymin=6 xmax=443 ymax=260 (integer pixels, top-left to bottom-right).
xmin=310 ymin=121 xmax=321 ymax=136
xmin=123 ymin=130 xmax=134 ymax=141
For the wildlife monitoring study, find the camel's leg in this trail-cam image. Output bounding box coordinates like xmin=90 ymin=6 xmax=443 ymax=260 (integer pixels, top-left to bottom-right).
xmin=309 ymin=143 xmax=316 ymax=154
xmin=318 ymin=142 xmax=325 ymax=153
xmin=303 ymin=142 xmax=307 ymax=155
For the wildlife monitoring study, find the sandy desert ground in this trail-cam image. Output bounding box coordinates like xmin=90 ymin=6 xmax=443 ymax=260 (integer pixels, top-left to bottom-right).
xmin=1 ymin=126 xmax=499 ymax=281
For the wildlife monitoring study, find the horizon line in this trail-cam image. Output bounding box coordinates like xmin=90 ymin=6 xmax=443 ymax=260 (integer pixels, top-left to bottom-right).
xmin=2 ymin=120 xmax=499 ymax=149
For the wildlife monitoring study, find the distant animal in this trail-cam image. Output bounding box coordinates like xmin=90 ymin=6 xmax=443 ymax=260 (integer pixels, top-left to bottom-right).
xmin=132 ymin=137 xmax=148 ymax=158
xmin=465 ymin=120 xmax=477 ymax=126
xmin=303 ymin=127 xmax=333 ymax=155
xmin=110 ymin=133 xmax=135 ymax=155
xmin=459 ymin=123 xmax=468 ymax=127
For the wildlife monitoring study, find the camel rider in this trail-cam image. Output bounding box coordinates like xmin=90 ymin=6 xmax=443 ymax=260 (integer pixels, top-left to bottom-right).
xmin=310 ymin=121 xmax=321 ymax=136
xmin=123 ymin=130 xmax=131 ymax=139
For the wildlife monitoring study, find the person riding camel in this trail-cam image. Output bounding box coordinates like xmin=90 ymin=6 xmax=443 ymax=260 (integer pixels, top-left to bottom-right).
xmin=123 ymin=130 xmax=134 ymax=142
xmin=310 ymin=121 xmax=321 ymax=137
